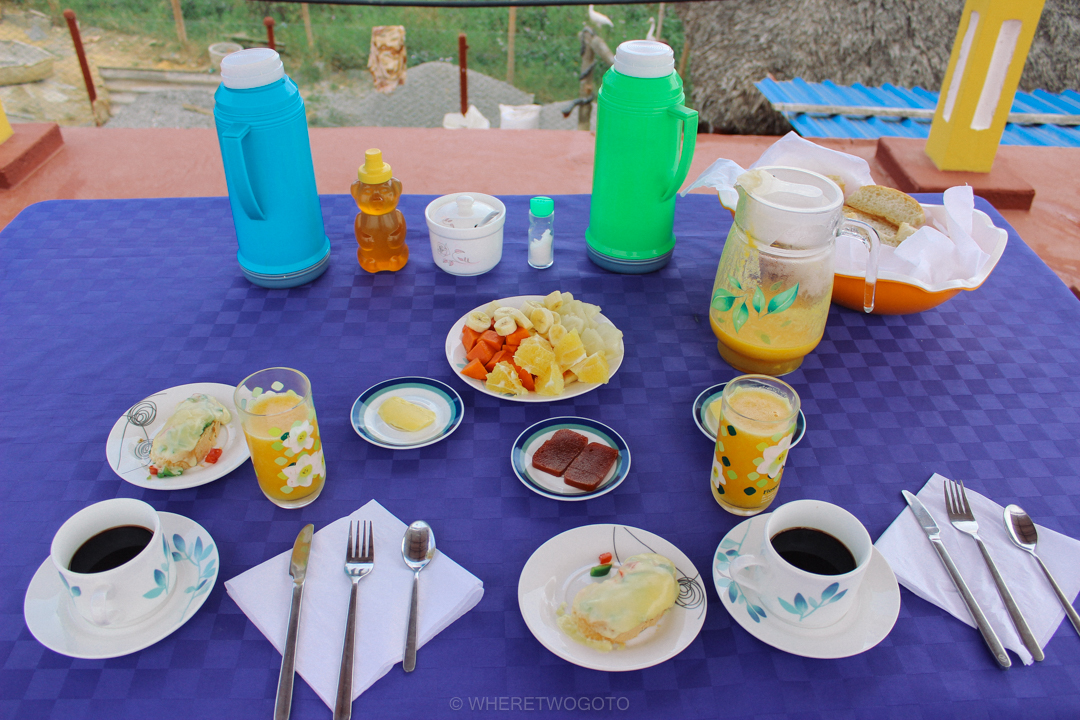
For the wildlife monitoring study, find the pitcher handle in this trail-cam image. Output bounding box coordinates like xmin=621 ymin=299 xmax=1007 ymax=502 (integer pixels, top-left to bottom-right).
xmin=838 ymin=219 xmax=880 ymax=313
xmin=220 ymin=124 xmax=266 ymax=221
xmin=660 ymin=105 xmax=699 ymax=202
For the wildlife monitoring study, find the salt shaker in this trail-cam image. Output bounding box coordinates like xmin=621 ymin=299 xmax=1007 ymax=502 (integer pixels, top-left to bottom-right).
xmin=528 ymin=196 xmax=554 ymax=269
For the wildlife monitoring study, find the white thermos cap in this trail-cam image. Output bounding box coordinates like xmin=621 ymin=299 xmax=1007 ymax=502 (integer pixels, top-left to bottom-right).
xmin=220 ymin=48 xmax=285 ymax=89
xmin=613 ymin=40 xmax=675 ymax=79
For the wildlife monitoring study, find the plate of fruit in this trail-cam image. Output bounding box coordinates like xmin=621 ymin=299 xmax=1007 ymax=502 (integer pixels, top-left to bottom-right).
xmin=445 ymin=292 xmax=624 ymax=402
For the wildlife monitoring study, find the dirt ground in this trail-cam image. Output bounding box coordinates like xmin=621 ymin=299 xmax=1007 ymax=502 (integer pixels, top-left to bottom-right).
xmin=0 ymin=5 xmax=210 ymax=126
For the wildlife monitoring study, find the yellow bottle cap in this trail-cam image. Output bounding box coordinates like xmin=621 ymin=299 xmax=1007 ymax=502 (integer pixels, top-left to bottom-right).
xmin=358 ymin=148 xmax=392 ymax=184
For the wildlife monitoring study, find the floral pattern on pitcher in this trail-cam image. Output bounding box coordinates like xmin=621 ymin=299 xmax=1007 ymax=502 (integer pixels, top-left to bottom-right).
xmin=711 ymin=277 xmax=800 ymax=336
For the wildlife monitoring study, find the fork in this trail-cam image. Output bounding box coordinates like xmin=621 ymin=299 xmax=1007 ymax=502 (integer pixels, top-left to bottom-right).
xmin=944 ymin=478 xmax=1044 ymax=662
xmin=334 ymin=520 xmax=375 ymax=720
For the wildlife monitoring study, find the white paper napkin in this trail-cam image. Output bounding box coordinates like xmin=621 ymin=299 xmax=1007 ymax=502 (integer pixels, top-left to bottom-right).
xmin=681 ymin=131 xmax=876 ymax=209
xmin=876 ymin=473 xmax=1080 ymax=665
xmin=225 ymin=500 xmax=484 ymax=709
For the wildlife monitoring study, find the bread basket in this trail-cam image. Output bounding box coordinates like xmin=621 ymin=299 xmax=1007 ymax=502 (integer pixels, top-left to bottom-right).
xmin=832 ymin=204 xmax=1008 ymax=315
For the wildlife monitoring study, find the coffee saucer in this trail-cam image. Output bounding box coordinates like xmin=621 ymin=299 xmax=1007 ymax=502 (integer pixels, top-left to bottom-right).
xmin=24 ymin=512 xmax=218 ymax=659
xmin=713 ymin=513 xmax=900 ymax=659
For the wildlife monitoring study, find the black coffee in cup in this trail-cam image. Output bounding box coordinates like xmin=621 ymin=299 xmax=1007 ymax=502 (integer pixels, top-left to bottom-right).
xmin=68 ymin=525 xmax=154 ymax=574
xmin=770 ymin=527 xmax=856 ymax=576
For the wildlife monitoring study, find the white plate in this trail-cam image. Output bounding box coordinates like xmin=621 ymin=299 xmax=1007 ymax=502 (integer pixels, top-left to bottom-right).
xmin=518 ymin=524 xmax=707 ymax=671
xmin=24 ymin=512 xmax=218 ymax=659
xmin=444 ymin=295 xmax=624 ymax=403
xmin=106 ymin=382 xmax=249 ymax=490
xmin=511 ymin=417 xmax=630 ymax=501
xmin=692 ymin=383 xmax=807 ymax=446
xmin=350 ymin=377 xmax=464 ymax=449
xmin=713 ymin=512 xmax=900 ymax=659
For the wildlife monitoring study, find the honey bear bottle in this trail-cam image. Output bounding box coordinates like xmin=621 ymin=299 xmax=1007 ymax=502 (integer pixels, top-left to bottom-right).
xmin=352 ymin=149 xmax=408 ymax=273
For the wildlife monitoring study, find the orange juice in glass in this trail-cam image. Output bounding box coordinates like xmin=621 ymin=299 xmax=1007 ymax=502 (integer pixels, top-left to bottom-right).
xmin=710 ymin=374 xmax=799 ymax=516
xmin=235 ymin=368 xmax=325 ymax=508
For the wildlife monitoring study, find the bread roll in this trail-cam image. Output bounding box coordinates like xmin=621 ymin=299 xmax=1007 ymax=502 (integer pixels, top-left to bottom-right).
xmin=843 ymin=185 xmax=924 ymax=247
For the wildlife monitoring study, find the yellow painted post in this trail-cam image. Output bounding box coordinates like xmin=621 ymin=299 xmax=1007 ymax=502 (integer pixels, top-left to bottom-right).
xmin=925 ymin=0 xmax=1046 ymax=172
xmin=0 ymin=98 xmax=13 ymax=145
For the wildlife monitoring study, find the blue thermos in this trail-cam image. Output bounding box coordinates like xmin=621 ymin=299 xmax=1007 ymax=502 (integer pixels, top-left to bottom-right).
xmin=214 ymin=48 xmax=330 ymax=288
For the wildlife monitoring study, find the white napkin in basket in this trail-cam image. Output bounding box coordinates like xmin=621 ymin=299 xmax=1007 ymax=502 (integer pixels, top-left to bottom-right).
xmin=876 ymin=473 xmax=1080 ymax=665
xmin=225 ymin=500 xmax=484 ymax=709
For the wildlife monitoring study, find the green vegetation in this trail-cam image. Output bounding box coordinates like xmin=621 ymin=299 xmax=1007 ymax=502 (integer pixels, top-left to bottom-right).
xmin=15 ymin=0 xmax=686 ymax=103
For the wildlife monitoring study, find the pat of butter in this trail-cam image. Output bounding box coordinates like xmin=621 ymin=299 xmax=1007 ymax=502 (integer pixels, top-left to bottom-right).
xmin=378 ymin=396 xmax=436 ymax=432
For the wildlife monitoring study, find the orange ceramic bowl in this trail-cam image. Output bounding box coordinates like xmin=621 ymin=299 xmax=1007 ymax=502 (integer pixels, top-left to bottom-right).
xmin=832 ymin=204 xmax=1008 ymax=315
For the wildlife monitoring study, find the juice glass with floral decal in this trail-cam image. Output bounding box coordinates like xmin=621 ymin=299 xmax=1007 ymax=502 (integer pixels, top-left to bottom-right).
xmin=235 ymin=368 xmax=325 ymax=508
xmin=710 ymin=374 xmax=800 ymax=516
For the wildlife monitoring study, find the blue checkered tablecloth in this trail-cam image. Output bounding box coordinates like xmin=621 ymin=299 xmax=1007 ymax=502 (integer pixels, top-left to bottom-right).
xmin=2 ymin=193 xmax=1078 ymax=719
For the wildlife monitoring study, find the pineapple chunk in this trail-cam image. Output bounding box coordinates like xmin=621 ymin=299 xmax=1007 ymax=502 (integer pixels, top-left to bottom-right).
xmin=554 ymin=329 xmax=587 ymax=369
xmin=580 ymin=327 xmax=604 ymax=356
xmin=534 ymin=360 xmax=565 ymax=396
xmin=514 ymin=337 xmax=556 ymax=375
xmin=486 ymin=361 xmax=528 ymax=395
xmin=571 ymin=351 xmax=610 ymax=384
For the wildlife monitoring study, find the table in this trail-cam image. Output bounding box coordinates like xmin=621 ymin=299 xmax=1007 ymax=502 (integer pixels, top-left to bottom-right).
xmin=2 ymin=193 xmax=1079 ymax=719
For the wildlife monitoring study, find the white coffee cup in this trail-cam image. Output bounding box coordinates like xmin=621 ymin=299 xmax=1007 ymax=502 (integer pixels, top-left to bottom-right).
xmin=51 ymin=498 xmax=176 ymax=628
xmin=721 ymin=500 xmax=872 ymax=629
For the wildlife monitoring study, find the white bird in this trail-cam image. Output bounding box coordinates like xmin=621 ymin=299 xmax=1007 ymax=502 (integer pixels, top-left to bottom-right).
xmin=646 ymin=17 xmax=656 ymax=41
xmin=588 ymin=5 xmax=614 ymax=29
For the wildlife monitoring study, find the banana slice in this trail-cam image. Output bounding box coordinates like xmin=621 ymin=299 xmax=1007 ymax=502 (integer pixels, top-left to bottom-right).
xmin=465 ymin=311 xmax=491 ymax=333
xmin=494 ymin=316 xmax=518 ymax=336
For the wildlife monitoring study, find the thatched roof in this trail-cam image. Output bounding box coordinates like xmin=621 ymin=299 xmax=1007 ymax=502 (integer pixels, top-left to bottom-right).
xmin=676 ymin=0 xmax=1080 ymax=135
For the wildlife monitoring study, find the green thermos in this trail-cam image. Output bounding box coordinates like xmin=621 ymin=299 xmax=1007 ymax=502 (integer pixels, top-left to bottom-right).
xmin=586 ymin=41 xmax=698 ymax=273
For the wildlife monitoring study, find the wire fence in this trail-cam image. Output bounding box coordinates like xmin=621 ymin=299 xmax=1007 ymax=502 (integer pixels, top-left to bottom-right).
xmin=0 ymin=0 xmax=689 ymax=128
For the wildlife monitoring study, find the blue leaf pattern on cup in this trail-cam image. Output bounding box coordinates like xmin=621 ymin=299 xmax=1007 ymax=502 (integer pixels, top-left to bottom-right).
xmin=713 ymin=524 xmax=767 ymax=623
xmin=143 ymin=553 xmax=171 ymax=599
xmin=59 ymin=573 xmax=81 ymax=598
xmin=777 ymin=582 xmax=848 ymax=621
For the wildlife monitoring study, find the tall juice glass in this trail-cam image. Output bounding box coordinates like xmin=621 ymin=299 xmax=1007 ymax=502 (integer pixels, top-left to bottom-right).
xmin=710 ymin=375 xmax=800 ymax=516
xmin=235 ymin=368 xmax=325 ymax=508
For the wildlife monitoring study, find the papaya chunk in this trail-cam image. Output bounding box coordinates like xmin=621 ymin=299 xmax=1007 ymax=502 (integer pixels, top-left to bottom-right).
xmin=478 ymin=330 xmax=503 ymax=351
xmin=462 ymin=326 xmax=482 ymax=352
xmin=465 ymin=339 xmax=495 ymax=366
xmin=461 ymin=358 xmax=488 ymax=380
xmin=504 ymin=326 xmax=532 ymax=346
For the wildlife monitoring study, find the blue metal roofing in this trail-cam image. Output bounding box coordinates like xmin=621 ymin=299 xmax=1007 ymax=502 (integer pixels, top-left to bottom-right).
xmin=755 ymin=78 xmax=1080 ymax=147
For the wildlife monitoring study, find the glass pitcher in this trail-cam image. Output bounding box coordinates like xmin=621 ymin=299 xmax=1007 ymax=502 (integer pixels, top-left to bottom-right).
xmin=709 ymin=166 xmax=880 ymax=376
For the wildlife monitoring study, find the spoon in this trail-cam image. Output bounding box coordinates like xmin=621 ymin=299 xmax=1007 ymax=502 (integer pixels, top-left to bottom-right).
xmin=474 ymin=209 xmax=502 ymax=228
xmin=402 ymin=520 xmax=436 ymax=672
xmin=1004 ymin=504 xmax=1080 ymax=636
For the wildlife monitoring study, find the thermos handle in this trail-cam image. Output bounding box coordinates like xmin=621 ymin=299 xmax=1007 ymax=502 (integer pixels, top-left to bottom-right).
xmin=220 ymin=124 xmax=266 ymax=221
xmin=660 ymin=105 xmax=699 ymax=202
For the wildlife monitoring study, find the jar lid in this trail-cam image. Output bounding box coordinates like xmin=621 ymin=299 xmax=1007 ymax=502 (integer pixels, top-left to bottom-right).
xmin=530 ymin=197 xmax=554 ymax=218
xmin=358 ymin=149 xmax=392 ymax=184
xmin=220 ymin=48 xmax=285 ymax=89
xmin=430 ymin=194 xmax=500 ymax=229
xmin=613 ymin=40 xmax=675 ymax=79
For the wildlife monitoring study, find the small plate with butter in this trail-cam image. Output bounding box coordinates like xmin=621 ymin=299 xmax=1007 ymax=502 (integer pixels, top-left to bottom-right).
xmin=351 ymin=377 xmax=464 ymax=449
xmin=693 ymin=382 xmax=806 ymax=447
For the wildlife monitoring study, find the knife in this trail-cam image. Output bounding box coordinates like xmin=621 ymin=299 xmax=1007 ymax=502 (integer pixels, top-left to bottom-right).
xmin=275 ymin=523 xmax=314 ymax=720
xmin=902 ymin=491 xmax=1010 ymax=668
